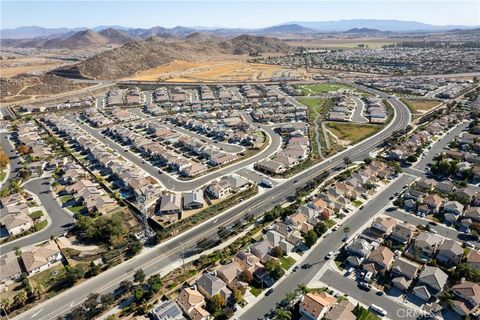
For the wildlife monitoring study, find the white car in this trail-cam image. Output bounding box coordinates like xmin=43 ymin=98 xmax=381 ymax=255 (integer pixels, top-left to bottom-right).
xmin=325 ymin=251 xmax=335 ymax=260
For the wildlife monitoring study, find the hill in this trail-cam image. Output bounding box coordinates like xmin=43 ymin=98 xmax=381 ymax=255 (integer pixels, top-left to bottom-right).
xmin=98 ymin=28 xmax=134 ymax=44
xmin=50 ymin=34 xmax=292 ymax=80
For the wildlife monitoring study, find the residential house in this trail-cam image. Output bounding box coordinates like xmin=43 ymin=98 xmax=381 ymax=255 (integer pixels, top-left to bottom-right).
xmin=436 ymin=239 xmax=464 ymax=266
xmin=183 ymin=190 xmax=205 ymax=210
xmin=443 ymin=201 xmax=464 ymax=215
xmin=390 ymin=222 xmax=416 ymax=244
xmin=412 ymin=266 xmax=448 ymax=301
xmin=151 ymin=300 xmax=186 ymax=320
xmin=206 ymin=180 xmax=232 ymax=199
xmin=159 ymin=194 xmax=182 ymax=216
xmin=346 ymin=238 xmax=373 ymax=258
xmin=196 ymin=273 xmax=232 ymax=302
xmin=250 ymin=240 xmax=273 ymax=262
xmin=216 ymin=262 xmax=243 ymax=289
xmin=299 ymin=292 xmax=336 ymax=320
xmin=176 ymin=287 xmax=211 ymax=320
xmin=0 ymin=212 xmax=34 ymax=236
xmin=21 ymin=240 xmax=62 ymax=275
xmin=234 ymin=251 xmax=263 ymax=274
xmin=421 ymin=194 xmax=444 ymax=214
xmin=256 ymin=160 xmax=286 ymax=175
xmin=390 ymin=257 xmax=420 ymax=291
xmin=451 ymin=281 xmax=480 ymax=316
xmin=467 ymin=250 xmax=480 ymax=270
xmin=413 ymin=231 xmax=444 ymax=257
xmin=455 ymin=187 xmax=476 ymax=204
xmin=464 ymin=207 xmax=480 ymax=222
xmin=415 ymin=178 xmax=437 ymax=192
xmin=324 ymin=300 xmax=356 ymax=320
xmin=363 ymin=246 xmax=394 ymax=275
xmin=0 ymin=252 xmax=22 ymax=291
xmin=371 ymin=217 xmax=397 ymax=235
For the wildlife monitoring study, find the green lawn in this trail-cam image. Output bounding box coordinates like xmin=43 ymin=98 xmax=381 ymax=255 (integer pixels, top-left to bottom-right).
xmin=250 ymin=287 xmax=263 ymax=297
xmin=60 ymin=195 xmax=74 ymax=203
xmin=29 ymin=210 xmax=44 ymax=220
xmin=324 ymin=219 xmax=336 ymax=229
xmin=296 ymin=83 xmax=354 ymax=95
xmin=0 ymin=169 xmax=6 ymax=181
xmin=280 ymin=256 xmax=296 ymax=270
xmin=352 ymin=200 xmax=363 ymax=207
xmin=326 ymin=123 xmax=383 ymax=144
xmin=34 ymin=220 xmax=48 ymax=231
xmin=68 ymin=205 xmax=85 ymax=214
xmin=356 ymin=306 xmax=381 ymax=320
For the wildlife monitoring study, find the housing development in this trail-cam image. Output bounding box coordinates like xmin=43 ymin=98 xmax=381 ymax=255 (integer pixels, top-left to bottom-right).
xmin=1 ymin=3 xmax=480 ymax=320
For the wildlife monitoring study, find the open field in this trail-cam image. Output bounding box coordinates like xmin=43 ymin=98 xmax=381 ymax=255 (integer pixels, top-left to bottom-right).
xmin=295 ymin=83 xmax=354 ymax=95
xmin=326 ymin=122 xmax=383 ymax=144
xmin=402 ymin=98 xmax=441 ymax=112
xmin=0 ymin=57 xmax=66 ymax=78
xmin=287 ymin=38 xmax=405 ymax=49
xmin=129 ymin=59 xmax=305 ymax=82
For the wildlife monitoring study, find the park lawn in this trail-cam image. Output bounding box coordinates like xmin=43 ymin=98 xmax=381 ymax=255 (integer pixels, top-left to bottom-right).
xmin=296 ymin=83 xmax=353 ymax=95
xmin=352 ymin=199 xmax=363 ymax=207
xmin=280 ymin=256 xmax=296 ymax=270
xmin=29 ymin=210 xmax=44 ymax=220
xmin=326 ymin=123 xmax=382 ymax=144
xmin=403 ymin=99 xmax=440 ymax=112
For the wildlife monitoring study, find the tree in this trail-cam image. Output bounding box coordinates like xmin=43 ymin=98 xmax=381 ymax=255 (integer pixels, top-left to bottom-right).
xmin=146 ymin=274 xmax=162 ymax=294
xmin=406 ymin=155 xmax=418 ymax=163
xmin=0 ymin=297 xmax=11 ymax=314
xmin=0 ymin=150 xmax=8 ymax=168
xmin=314 ymin=222 xmax=328 ymax=236
xmin=207 ymin=294 xmax=225 ymax=313
xmin=33 ymin=284 xmax=45 ymax=300
xmin=129 ymin=240 xmax=143 ymax=256
xmin=304 ymin=230 xmax=318 ymax=247
xmin=238 ymin=270 xmax=253 ymax=284
xmin=14 ymin=290 xmax=28 ymax=307
xmin=118 ymin=280 xmax=133 ymax=293
xmin=264 ymin=259 xmax=285 ymax=280
xmin=439 ymin=290 xmax=453 ymax=306
xmin=64 ymin=265 xmax=85 ymax=285
xmin=100 ymin=292 xmax=115 ymax=307
xmin=274 ymin=307 xmax=292 ymax=320
xmin=296 ymin=283 xmax=310 ymax=296
xmin=134 ymin=269 xmax=146 ymax=283
xmin=133 ymin=286 xmax=145 ymax=301
xmin=271 ymin=246 xmax=285 ymax=258
xmin=83 ymin=293 xmax=100 ymax=312
xmin=232 ymin=287 xmax=245 ymax=304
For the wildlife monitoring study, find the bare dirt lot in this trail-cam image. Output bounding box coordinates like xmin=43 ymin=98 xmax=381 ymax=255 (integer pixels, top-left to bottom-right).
xmin=129 ymin=59 xmax=306 ymax=82
xmin=0 ymin=56 xmax=67 ymax=78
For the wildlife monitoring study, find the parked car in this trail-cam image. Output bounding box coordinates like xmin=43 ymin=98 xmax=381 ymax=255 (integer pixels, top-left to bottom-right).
xmin=358 ymin=282 xmax=372 ymax=291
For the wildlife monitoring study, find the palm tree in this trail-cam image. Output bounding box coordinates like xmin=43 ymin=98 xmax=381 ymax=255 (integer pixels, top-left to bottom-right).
xmin=343 ymin=226 xmax=351 ymax=238
xmin=33 ymin=284 xmax=45 ymax=300
xmin=274 ymin=307 xmax=292 ymax=320
xmin=15 ymin=290 xmax=27 ymax=307
xmin=296 ymin=283 xmax=309 ymax=297
xmin=439 ymin=290 xmax=453 ymax=307
xmin=0 ymin=297 xmax=11 ymax=314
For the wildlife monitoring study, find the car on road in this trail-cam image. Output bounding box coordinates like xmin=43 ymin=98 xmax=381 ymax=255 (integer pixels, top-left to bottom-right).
xmin=465 ymin=242 xmax=475 ymax=249
xmin=376 ymin=290 xmax=385 ymax=296
xmin=293 ymin=266 xmax=299 ymax=272
xmin=325 ymin=251 xmax=335 ymax=260
xmin=358 ymin=282 xmax=372 ymax=291
xmin=428 ymin=221 xmax=438 ymax=226
xmin=370 ymin=304 xmax=388 ymax=316
xmin=265 ymin=288 xmax=274 ymax=296
xmin=428 ymin=228 xmax=438 ymax=234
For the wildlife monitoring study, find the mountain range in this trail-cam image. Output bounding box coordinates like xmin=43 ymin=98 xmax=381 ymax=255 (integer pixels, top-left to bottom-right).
xmin=2 ymin=19 xmax=478 ymax=40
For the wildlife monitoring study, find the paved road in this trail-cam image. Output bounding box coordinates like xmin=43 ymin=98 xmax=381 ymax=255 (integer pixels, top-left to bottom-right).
xmin=240 ymin=174 xmax=415 ymax=319
xmin=350 ymin=95 xmax=369 ymax=123
xmin=16 ymin=87 xmax=410 ymax=320
xmin=0 ymin=176 xmax=76 ymax=254
xmin=319 ymin=269 xmax=418 ymax=320
xmin=0 ymin=132 xmax=75 ymax=253
xmin=66 ymin=116 xmax=282 ymax=192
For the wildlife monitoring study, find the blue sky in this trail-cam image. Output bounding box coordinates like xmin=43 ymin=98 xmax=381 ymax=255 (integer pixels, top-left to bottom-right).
xmin=1 ymin=1 xmax=479 ymax=29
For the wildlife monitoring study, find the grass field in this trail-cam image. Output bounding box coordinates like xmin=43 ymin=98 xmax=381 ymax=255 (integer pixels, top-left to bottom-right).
xmin=296 ymin=83 xmax=353 ymax=95
xmin=280 ymin=256 xmax=296 ymax=270
xmin=129 ymin=59 xmax=304 ymax=82
xmin=29 ymin=210 xmax=44 ymax=220
xmin=326 ymin=122 xmax=382 ymax=144
xmin=402 ymin=99 xmax=441 ymax=113
xmin=297 ymin=97 xmax=332 ymax=157
xmin=356 ymin=306 xmax=381 ymax=320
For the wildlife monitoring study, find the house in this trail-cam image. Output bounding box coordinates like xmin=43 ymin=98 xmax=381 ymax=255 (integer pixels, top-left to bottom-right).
xmin=255 ymin=160 xmax=286 ymax=175
xmin=234 ymin=251 xmax=263 ymax=273
xmin=443 ymin=201 xmax=464 ymax=215
xmin=21 ymin=240 xmax=62 ymax=275
xmin=0 ymin=212 xmax=34 ymax=236
xmin=206 ymin=180 xmax=231 ymax=199
xmin=455 ymin=187 xmax=477 ymax=203
xmin=346 ymin=238 xmax=373 ymax=258
xmin=413 ymin=231 xmax=443 ymax=257
xmin=371 ymin=217 xmax=397 ymax=235
xmin=421 ymin=194 xmax=444 ymax=213
xmin=390 ymin=222 xmax=416 ymax=244
xmin=364 ymin=246 xmax=394 ymax=274
xmin=467 ymin=250 xmax=480 ymax=270
xmin=451 ymin=281 xmax=480 ymax=316
xmin=324 ymin=299 xmax=356 ymax=320
xmin=86 ymin=195 xmax=116 ymax=215
xmin=0 ymin=193 xmax=25 ymax=208
xmin=436 ymin=181 xmax=456 ymax=195
xmin=223 ymin=175 xmax=249 ymax=190
xmin=415 ymin=178 xmax=437 ymax=191
xmin=390 ymin=258 xmax=420 ymax=291
xmin=299 ymin=292 xmax=336 ymax=320
xmin=250 ymin=240 xmax=273 ymax=262
xmin=176 ymin=287 xmax=211 ymax=320
xmin=0 ymin=252 xmax=22 ymax=291
xmin=183 ymin=190 xmax=204 ymax=210
xmin=412 ymin=266 xmax=448 ymax=301
xmin=151 ymin=300 xmax=186 ymax=320
xmin=464 ymin=207 xmax=480 ymax=222
xmin=196 ymin=273 xmax=232 ymax=301
xmin=159 ymin=194 xmax=182 ymax=216
xmin=436 ymin=239 xmax=463 ymax=266
xmin=216 ymin=262 xmax=243 ymax=288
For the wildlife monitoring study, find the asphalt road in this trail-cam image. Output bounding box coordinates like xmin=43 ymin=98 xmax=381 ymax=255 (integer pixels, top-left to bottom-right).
xmin=350 ymin=95 xmax=369 ymax=123
xmin=66 ymin=116 xmax=282 ymax=191
xmin=240 ymin=174 xmax=416 ymax=320
xmin=0 ymin=133 xmax=75 ymax=254
xmin=16 ymin=86 xmax=410 ymax=320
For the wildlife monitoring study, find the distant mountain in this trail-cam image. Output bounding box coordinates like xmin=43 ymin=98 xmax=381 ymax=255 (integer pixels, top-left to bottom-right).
xmin=0 ymin=26 xmax=84 ymax=39
xmin=345 ymin=28 xmax=383 ymax=34
xmin=42 ymin=29 xmax=110 ymax=49
xmin=256 ymin=24 xmax=316 ymax=35
xmin=282 ymin=19 xmax=477 ymax=32
xmin=98 ymin=28 xmax=134 ymax=44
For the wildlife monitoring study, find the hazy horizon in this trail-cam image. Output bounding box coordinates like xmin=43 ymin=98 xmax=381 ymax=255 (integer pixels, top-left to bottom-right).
xmin=1 ymin=1 xmax=479 ymax=29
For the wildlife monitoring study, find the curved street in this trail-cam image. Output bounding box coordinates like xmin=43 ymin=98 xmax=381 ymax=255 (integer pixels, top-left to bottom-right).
xmin=16 ymin=86 xmax=411 ymax=320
